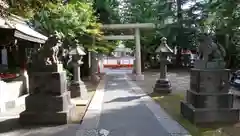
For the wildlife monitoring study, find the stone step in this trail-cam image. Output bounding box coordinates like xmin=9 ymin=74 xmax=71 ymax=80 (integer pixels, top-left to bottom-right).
xmin=181 ymin=101 xmax=239 ymax=124
xmin=186 ymin=90 xmax=234 ymax=108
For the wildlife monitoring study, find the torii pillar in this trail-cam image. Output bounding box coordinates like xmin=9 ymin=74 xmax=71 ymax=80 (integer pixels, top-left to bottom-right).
xmin=134 ymin=28 xmax=144 ymax=80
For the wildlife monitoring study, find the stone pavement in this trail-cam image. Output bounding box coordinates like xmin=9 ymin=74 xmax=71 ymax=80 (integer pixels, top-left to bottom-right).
xmin=96 ymin=74 xmax=170 ymax=136
xmin=0 ymin=69 xmax=190 ymax=136
xmin=80 ymin=72 xmax=190 ymax=136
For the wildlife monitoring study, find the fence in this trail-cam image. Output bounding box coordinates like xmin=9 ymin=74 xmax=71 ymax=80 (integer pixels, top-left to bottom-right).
xmin=102 ymin=57 xmax=134 ymax=68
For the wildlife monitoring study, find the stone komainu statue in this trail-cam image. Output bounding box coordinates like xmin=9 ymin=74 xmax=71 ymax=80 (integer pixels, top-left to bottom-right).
xmin=197 ymin=34 xmax=226 ymax=62
xmin=31 ymin=35 xmax=62 ymax=66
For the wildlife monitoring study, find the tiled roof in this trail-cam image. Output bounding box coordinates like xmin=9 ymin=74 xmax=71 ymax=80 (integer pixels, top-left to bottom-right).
xmin=0 ymin=14 xmax=48 ymax=43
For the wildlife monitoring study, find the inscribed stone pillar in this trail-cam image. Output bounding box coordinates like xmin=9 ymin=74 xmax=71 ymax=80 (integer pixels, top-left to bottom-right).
xmin=134 ymin=28 xmax=144 ymax=80
xmin=153 ymin=37 xmax=173 ymax=93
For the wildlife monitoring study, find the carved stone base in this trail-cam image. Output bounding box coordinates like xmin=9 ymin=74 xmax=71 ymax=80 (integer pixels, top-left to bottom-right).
xmin=19 ymin=71 xmax=75 ymax=125
xmin=70 ymin=81 xmax=88 ymax=99
xmin=180 ymin=101 xmax=239 ymax=124
xmin=194 ymin=60 xmax=225 ymax=69
xmin=28 ymin=71 xmax=67 ymax=95
xmin=19 ymin=105 xmax=75 ymax=125
xmin=186 ymin=90 xmax=233 ymax=108
xmin=29 ymin=64 xmax=63 ymax=73
xmin=24 ymin=92 xmax=72 ymax=111
xmin=181 ymin=68 xmax=240 ymax=124
xmin=153 ymin=78 xmax=172 ymax=93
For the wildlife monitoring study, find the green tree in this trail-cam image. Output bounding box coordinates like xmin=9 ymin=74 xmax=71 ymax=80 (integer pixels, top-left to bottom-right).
xmin=93 ymin=0 xmax=122 ymax=54
xmin=32 ymin=1 xmax=103 ymax=51
xmin=7 ymin=0 xmax=56 ymax=18
xmin=205 ymin=0 xmax=240 ymax=68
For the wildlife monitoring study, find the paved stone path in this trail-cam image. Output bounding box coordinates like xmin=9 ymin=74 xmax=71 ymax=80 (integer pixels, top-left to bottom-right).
xmin=80 ymin=69 xmax=189 ymax=136
xmin=97 ymin=74 xmax=170 ymax=136
xmin=0 ymin=68 xmax=190 ymax=136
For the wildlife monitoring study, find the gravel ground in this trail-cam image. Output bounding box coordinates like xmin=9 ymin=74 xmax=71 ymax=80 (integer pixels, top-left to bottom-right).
xmin=131 ymin=69 xmax=240 ymax=111
xmin=130 ymin=69 xmax=190 ymax=95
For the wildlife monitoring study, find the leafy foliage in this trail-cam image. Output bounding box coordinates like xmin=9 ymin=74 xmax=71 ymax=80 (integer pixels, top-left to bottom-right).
xmin=6 ymin=0 xmax=240 ymax=68
xmin=93 ymin=0 xmax=122 ymax=51
xmin=32 ymin=1 xmax=111 ymax=52
xmin=7 ymin=0 xmax=58 ymax=18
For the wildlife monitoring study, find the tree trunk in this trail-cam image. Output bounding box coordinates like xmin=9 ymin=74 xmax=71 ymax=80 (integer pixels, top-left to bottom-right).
xmin=176 ymin=47 xmax=182 ymax=67
xmin=81 ymin=51 xmax=90 ymax=78
xmin=176 ymin=0 xmax=183 ymax=27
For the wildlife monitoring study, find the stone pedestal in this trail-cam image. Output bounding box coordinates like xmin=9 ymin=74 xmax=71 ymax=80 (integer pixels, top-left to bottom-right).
xmin=180 ymin=69 xmax=239 ymax=124
xmin=154 ymin=59 xmax=172 ymax=93
xmin=19 ymin=64 xmax=75 ymax=125
xmin=70 ymin=81 xmax=87 ymax=99
xmin=153 ymin=78 xmax=171 ymax=93
xmin=70 ymin=63 xmax=88 ymax=99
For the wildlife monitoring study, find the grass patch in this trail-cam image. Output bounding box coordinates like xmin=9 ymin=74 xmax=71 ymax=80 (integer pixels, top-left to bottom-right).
xmin=150 ymin=93 xmax=233 ymax=136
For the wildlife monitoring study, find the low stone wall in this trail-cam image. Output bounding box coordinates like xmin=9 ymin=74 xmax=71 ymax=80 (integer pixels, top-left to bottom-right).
xmin=0 ymin=77 xmax=27 ymax=112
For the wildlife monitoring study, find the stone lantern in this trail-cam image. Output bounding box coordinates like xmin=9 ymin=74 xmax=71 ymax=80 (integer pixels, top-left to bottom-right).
xmin=69 ymin=46 xmax=88 ymax=99
xmin=153 ymin=37 xmax=173 ymax=93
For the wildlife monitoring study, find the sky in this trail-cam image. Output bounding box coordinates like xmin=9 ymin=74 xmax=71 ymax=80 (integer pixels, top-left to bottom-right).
xmin=182 ymin=1 xmax=197 ymax=10
xmin=118 ymin=0 xmax=203 ymax=13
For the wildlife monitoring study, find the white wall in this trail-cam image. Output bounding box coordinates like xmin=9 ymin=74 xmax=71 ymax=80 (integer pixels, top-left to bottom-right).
xmin=103 ymin=57 xmax=134 ymax=65
xmin=0 ymin=80 xmax=24 ymax=112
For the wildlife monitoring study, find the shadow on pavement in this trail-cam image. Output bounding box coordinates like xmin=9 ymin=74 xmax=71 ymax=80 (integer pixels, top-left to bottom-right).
xmin=0 ymin=118 xmax=22 ymax=133
xmin=104 ymin=95 xmax=147 ymax=103
xmin=0 ymin=117 xmax=80 ymax=136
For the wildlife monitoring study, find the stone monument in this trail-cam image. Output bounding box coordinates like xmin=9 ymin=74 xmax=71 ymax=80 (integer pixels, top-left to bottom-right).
xmin=68 ymin=46 xmax=88 ymax=99
xmin=153 ymin=37 xmax=173 ymax=93
xmin=19 ymin=35 xmax=75 ymax=124
xmin=180 ymin=34 xmax=239 ymax=124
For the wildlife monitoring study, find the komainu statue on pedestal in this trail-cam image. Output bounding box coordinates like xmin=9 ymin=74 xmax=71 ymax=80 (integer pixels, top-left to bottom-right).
xmin=33 ymin=36 xmax=62 ymax=64
xmin=197 ymin=34 xmax=226 ymax=62
xmin=30 ymin=35 xmax=63 ymax=71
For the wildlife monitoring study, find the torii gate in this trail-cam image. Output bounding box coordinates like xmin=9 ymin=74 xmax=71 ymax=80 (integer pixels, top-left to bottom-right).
xmin=100 ymin=23 xmax=155 ymax=80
